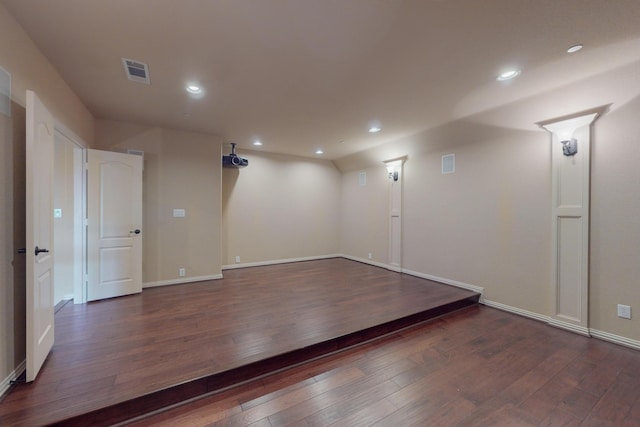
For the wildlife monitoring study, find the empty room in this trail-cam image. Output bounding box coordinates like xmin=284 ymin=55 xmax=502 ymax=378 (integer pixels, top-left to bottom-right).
xmin=1 ymin=1 xmax=640 ymax=425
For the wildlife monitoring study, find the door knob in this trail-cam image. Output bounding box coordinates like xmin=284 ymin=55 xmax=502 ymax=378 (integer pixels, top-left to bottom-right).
xmin=35 ymin=246 xmax=49 ymax=256
xmin=130 ymin=229 xmax=141 ymax=234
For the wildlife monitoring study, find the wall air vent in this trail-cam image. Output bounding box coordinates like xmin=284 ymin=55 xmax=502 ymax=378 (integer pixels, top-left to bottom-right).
xmin=359 ymin=171 xmax=367 ymax=186
xmin=442 ymin=153 xmax=455 ymax=174
xmin=121 ymin=58 xmax=150 ymax=84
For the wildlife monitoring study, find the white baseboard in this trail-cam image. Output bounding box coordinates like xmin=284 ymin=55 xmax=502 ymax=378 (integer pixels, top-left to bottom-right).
xmin=589 ymin=329 xmax=640 ymax=351
xmin=401 ymin=268 xmax=485 ymax=301
xmin=338 ymin=254 xmax=396 ymax=271
xmin=482 ymin=299 xmax=550 ymax=323
xmin=222 ymin=254 xmax=341 ymax=270
xmin=548 ymin=318 xmax=590 ymax=337
xmin=143 ymin=274 xmax=223 ymax=288
xmin=483 ymin=300 xmax=640 ymax=349
xmin=337 ymin=255 xmax=485 ymax=300
xmin=1 ymin=360 xmax=25 ymax=398
xmin=483 ymin=299 xmax=590 ymax=336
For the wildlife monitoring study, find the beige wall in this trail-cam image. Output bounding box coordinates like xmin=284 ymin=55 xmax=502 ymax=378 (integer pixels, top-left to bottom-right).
xmin=0 ymin=4 xmax=94 ymax=145
xmin=338 ymin=62 xmax=640 ymax=343
xmin=95 ymin=120 xmax=223 ymax=284
xmin=0 ymin=4 xmax=94 ymax=391
xmin=339 ymin=167 xmax=389 ymax=264
xmin=339 ymin=122 xmax=550 ymax=313
xmin=401 ymin=125 xmax=550 ymax=314
xmin=222 ymin=150 xmax=341 ymax=266
xmin=590 ymin=95 xmax=640 ymax=340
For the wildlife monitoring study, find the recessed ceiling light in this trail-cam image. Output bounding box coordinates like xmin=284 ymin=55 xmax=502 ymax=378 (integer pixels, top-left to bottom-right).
xmin=567 ymin=44 xmax=583 ymax=53
xmin=496 ymin=69 xmax=521 ymax=81
xmin=186 ymin=84 xmax=202 ymax=94
xmin=253 ymin=141 xmax=263 ymax=146
xmin=368 ymin=121 xmax=382 ymax=133
xmin=315 ymin=149 xmax=324 ymax=155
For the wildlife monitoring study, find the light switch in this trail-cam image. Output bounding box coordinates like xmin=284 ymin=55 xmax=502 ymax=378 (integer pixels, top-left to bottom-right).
xmin=53 ymin=208 xmax=63 ymax=218
xmin=173 ymin=209 xmax=186 ymax=218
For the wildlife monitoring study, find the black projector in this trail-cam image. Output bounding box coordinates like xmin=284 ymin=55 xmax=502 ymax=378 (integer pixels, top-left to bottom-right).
xmin=222 ymin=154 xmax=248 ymax=168
xmin=222 ymin=143 xmax=248 ymax=168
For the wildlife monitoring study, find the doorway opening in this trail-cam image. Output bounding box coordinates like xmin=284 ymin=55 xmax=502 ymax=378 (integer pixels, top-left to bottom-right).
xmin=53 ymin=125 xmax=86 ymax=305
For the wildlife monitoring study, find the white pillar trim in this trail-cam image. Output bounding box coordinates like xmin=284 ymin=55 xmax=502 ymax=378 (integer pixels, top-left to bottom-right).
xmin=539 ymin=109 xmax=602 ymax=333
xmin=383 ymin=156 xmax=407 ymax=269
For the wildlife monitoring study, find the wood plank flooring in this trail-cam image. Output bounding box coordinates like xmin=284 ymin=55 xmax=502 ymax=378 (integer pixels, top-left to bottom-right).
xmin=0 ymin=258 xmax=479 ymax=426
xmin=131 ymin=305 xmax=640 ymax=427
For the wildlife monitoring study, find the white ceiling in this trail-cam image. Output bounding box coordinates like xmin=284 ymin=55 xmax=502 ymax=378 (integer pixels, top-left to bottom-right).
xmin=3 ymin=0 xmax=640 ymax=159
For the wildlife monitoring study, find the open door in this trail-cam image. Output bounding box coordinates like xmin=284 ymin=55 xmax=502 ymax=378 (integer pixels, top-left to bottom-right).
xmin=87 ymin=149 xmax=143 ymax=301
xmin=25 ymin=90 xmax=55 ymax=382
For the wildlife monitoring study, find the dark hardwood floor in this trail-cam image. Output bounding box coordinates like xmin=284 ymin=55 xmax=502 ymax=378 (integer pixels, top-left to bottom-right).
xmin=131 ymin=305 xmax=640 ymax=427
xmin=0 ymin=258 xmax=479 ymax=426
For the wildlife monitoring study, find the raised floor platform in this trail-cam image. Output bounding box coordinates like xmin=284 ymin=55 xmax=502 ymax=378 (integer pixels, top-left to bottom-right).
xmin=0 ymin=258 xmax=479 ymax=426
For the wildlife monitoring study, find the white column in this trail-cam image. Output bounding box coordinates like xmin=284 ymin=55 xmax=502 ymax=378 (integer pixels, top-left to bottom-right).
xmin=384 ymin=158 xmax=406 ymax=271
xmin=541 ymin=112 xmax=599 ymax=335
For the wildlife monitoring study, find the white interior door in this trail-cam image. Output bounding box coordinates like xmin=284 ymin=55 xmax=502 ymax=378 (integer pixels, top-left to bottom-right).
xmin=26 ymin=90 xmax=55 ymax=382
xmin=87 ymin=149 xmax=143 ymax=301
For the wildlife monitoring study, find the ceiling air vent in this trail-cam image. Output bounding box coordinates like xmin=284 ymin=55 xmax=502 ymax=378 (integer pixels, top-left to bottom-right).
xmin=121 ymin=58 xmax=150 ymax=84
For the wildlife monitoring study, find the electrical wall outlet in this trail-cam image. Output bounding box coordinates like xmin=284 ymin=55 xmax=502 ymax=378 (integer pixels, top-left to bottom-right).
xmin=617 ymin=304 xmax=632 ymax=319
xmin=179 ymin=268 xmax=185 ymax=277
xmin=235 ymin=256 xmax=241 ymax=263
xmin=368 ymin=253 xmax=372 ymax=259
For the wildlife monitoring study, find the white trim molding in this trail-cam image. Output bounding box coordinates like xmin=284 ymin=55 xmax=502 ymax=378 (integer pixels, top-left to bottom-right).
xmin=222 ymin=254 xmax=341 ymax=270
xmin=589 ymin=329 xmax=640 ymax=351
xmin=548 ymin=318 xmax=590 ymax=337
xmin=402 ymin=268 xmax=485 ymax=301
xmin=143 ymin=274 xmax=223 ymax=288
xmin=483 ymin=300 xmax=590 ymax=336
xmin=539 ymin=110 xmax=603 ymax=336
xmin=482 ymin=299 xmax=550 ymax=323
xmin=339 ymin=254 xmax=399 ymax=272
xmin=338 ymin=256 xmax=484 ymax=298
xmin=484 ymin=300 xmax=640 ymax=347
xmin=1 ymin=360 xmax=25 ymax=398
